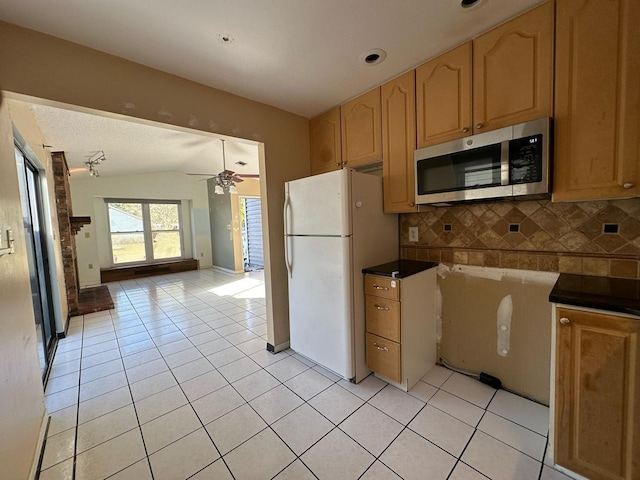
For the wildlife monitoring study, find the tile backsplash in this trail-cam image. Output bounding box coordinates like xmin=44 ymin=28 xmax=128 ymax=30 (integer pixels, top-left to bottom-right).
xmin=400 ymin=198 xmax=640 ymax=278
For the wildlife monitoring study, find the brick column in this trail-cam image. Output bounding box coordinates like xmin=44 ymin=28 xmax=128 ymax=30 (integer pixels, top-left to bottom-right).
xmin=52 ymin=152 xmax=79 ymax=315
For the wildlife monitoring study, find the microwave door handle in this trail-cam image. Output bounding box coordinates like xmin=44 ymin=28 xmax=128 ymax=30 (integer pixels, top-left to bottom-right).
xmin=501 ymin=141 xmax=510 ymax=185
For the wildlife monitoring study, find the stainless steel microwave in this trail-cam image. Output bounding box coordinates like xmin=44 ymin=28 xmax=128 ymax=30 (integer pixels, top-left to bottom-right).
xmin=414 ymin=117 xmax=551 ymax=205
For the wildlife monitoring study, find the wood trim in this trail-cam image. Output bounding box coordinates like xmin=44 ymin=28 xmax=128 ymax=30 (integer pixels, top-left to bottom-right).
xmin=100 ymin=259 xmax=198 ymax=283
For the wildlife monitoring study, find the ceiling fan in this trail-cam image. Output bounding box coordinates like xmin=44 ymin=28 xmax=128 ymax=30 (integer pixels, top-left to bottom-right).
xmin=187 ymin=139 xmax=259 ymax=194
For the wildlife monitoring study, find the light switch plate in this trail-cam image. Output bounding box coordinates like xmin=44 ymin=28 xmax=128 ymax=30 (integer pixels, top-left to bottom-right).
xmin=408 ymin=227 xmax=419 ymax=242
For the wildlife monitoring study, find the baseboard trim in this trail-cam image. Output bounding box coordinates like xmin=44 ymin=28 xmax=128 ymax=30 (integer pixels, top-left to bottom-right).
xmin=57 ymin=312 xmax=70 ymax=339
xmin=29 ymin=413 xmax=50 ymax=480
xmin=211 ymin=265 xmax=244 ymax=275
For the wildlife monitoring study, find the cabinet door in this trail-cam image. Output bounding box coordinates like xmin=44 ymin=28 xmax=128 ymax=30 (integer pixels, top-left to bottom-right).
xmin=473 ymin=1 xmax=553 ymax=132
xmin=416 ymin=42 xmax=472 ymax=148
xmin=553 ymin=0 xmax=640 ymax=201
xmin=341 ymin=88 xmax=382 ymax=168
xmin=382 ymin=71 xmax=418 ymax=213
xmin=310 ymin=107 xmax=342 ymax=175
xmin=555 ymin=308 xmax=640 ymax=480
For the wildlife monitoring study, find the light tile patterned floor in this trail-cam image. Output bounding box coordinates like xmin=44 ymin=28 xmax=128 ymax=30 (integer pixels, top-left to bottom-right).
xmin=39 ymin=269 xmax=573 ymax=480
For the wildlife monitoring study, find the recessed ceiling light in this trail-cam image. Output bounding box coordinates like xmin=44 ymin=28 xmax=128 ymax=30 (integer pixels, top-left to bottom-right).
xmin=461 ymin=0 xmax=483 ymax=8
xmin=359 ymin=49 xmax=387 ymax=66
xmin=218 ymin=34 xmax=235 ymax=44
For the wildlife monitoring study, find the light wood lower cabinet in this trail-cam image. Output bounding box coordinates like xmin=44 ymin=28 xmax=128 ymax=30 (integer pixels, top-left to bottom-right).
xmin=364 ymin=268 xmax=436 ymax=391
xmin=366 ymin=332 xmax=401 ymax=383
xmin=554 ymin=306 xmax=640 ymax=480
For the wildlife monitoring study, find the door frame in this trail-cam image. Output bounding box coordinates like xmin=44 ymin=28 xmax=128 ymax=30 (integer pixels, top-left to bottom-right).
xmin=14 ymin=135 xmax=61 ymax=379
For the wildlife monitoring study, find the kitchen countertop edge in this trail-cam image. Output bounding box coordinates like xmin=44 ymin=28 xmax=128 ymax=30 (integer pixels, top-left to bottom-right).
xmin=549 ymin=273 xmax=640 ymax=318
xmin=362 ymin=260 xmax=439 ymax=279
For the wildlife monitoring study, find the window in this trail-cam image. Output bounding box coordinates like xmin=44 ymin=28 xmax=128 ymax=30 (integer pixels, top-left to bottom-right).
xmin=107 ymin=200 xmax=183 ymax=265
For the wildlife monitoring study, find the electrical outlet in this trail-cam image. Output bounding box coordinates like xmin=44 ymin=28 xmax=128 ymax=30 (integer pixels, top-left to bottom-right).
xmin=408 ymin=227 xmax=419 ymax=242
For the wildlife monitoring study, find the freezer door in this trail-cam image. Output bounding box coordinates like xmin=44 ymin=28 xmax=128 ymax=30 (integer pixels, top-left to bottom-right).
xmin=284 ymin=169 xmax=351 ymax=236
xmin=287 ymin=235 xmax=354 ymax=379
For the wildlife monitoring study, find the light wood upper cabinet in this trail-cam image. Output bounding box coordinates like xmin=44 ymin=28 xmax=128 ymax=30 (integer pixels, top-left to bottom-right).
xmin=382 ymin=71 xmax=418 ymax=213
xmin=555 ymin=307 xmax=640 ymax=480
xmin=415 ymin=2 xmax=553 ymax=146
xmin=416 ymin=42 xmax=472 ymax=148
xmin=340 ymin=88 xmax=382 ymax=168
xmin=553 ymin=0 xmax=640 ymax=201
xmin=473 ymin=1 xmax=554 ymax=132
xmin=310 ymin=107 xmax=341 ymax=175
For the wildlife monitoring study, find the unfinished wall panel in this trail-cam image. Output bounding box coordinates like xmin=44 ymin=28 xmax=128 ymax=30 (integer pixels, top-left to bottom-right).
xmin=437 ymin=266 xmax=557 ymax=404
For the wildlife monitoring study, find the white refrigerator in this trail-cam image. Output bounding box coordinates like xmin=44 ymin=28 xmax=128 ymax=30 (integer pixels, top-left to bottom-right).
xmin=284 ymin=169 xmax=398 ymax=382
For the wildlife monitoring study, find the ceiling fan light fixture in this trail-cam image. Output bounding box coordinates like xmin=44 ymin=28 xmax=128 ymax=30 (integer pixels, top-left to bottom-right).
xmin=85 ymin=150 xmax=106 ymax=178
xmin=214 ymin=184 xmax=224 ymax=195
xmin=228 ymin=184 xmax=238 ymax=194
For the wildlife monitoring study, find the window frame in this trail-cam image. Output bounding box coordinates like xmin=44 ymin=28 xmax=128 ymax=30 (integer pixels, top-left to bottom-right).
xmin=105 ymin=198 xmax=185 ymax=266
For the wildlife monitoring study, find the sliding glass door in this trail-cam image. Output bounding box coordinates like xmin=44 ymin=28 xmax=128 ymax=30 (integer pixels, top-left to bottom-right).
xmin=15 ymin=146 xmax=56 ymax=378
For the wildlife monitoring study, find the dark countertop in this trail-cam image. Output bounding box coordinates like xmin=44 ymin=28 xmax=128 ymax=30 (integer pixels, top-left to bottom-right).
xmin=362 ymin=260 xmax=438 ymax=279
xmin=549 ymin=273 xmax=640 ymax=317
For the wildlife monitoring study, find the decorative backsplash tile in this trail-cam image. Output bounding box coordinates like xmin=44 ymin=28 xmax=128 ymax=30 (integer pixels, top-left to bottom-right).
xmin=400 ymin=198 xmax=640 ymax=278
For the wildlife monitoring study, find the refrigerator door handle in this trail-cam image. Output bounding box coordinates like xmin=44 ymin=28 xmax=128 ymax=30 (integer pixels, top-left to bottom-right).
xmin=283 ymin=191 xmax=292 ymax=277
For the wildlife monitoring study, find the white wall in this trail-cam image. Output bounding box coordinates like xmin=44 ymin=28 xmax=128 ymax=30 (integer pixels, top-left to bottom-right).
xmin=70 ymin=171 xmax=212 ymax=286
xmin=0 ymin=97 xmax=48 ymax=480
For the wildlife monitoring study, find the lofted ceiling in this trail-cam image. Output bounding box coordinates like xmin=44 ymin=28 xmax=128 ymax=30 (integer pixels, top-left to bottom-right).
xmin=0 ymin=0 xmax=544 ymax=119
xmin=28 ymin=103 xmax=260 ymax=179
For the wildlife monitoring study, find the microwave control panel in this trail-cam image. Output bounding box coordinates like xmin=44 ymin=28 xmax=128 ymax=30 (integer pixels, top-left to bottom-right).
xmin=509 ymin=134 xmax=543 ymax=184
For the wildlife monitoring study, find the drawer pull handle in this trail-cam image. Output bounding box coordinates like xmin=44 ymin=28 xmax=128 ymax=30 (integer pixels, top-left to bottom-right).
xmin=372 ymin=285 xmax=389 ymax=291
xmin=374 ymin=304 xmax=389 ymax=311
xmin=559 ymin=317 xmax=570 ymax=325
xmin=623 ymin=182 xmax=634 ymax=189
xmin=373 ymin=343 xmax=389 ymax=352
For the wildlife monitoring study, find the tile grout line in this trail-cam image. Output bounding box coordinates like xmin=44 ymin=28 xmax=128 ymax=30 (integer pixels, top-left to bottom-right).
xmin=71 ymin=313 xmax=86 ymax=480
xmin=111 ymin=300 xmax=159 ymax=480
xmin=49 ymin=269 xmax=554 ymax=480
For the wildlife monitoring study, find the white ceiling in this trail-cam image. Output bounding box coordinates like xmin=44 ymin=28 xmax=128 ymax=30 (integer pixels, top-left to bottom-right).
xmin=5 ymin=0 xmax=544 ymax=178
xmin=28 ymin=103 xmax=260 ymax=179
xmin=0 ymin=0 xmax=544 ymax=119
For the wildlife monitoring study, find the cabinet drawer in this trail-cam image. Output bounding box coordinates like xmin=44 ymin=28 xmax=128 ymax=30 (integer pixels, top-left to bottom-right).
xmin=366 ymin=333 xmax=401 ymax=383
xmin=366 ymin=295 xmax=400 ymax=342
xmin=364 ymin=275 xmax=400 ymax=301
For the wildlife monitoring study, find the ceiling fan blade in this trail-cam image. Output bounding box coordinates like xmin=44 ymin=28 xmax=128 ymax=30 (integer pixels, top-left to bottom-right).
xmin=186 ymin=173 xmax=218 ymax=177
xmin=234 ymin=173 xmax=260 ymax=178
